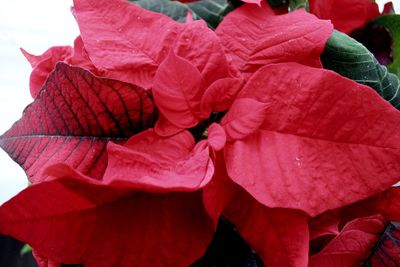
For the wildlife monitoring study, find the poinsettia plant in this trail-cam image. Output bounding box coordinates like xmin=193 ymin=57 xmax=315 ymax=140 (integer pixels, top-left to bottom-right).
xmin=1 ymin=0 xmax=400 ymax=266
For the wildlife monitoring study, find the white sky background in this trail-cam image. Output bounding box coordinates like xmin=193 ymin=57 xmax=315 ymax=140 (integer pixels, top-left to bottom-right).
xmin=0 ymin=0 xmax=398 ymax=205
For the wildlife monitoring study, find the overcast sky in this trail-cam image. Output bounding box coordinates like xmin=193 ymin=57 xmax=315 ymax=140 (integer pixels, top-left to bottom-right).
xmin=0 ymin=0 xmax=398 ymax=204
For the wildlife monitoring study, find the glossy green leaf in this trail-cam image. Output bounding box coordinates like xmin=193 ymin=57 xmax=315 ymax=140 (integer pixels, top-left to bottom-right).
xmin=321 ymin=30 xmax=400 ymax=108
xmin=129 ymin=0 xmax=235 ymax=28
xmin=371 ymin=14 xmax=400 ymax=77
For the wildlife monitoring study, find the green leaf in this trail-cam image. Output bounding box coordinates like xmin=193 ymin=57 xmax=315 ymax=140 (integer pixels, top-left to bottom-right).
xmin=370 ymin=14 xmax=400 ymax=77
xmin=289 ymin=0 xmax=308 ymax=11
xmin=321 ymin=30 xmax=400 ymax=109
xmin=129 ymin=0 xmax=235 ymax=29
xmin=20 ymin=244 xmax=32 ymax=256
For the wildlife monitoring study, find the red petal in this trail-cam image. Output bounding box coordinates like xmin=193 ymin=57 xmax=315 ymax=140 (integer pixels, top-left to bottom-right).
xmin=200 ymin=77 xmax=244 ymax=116
xmin=153 ymin=51 xmax=203 ymax=129
xmin=68 ymin=36 xmax=97 ymax=72
xmin=309 ymin=215 xmax=386 ymax=267
xmin=216 ymin=3 xmax=333 ymax=74
xmin=0 ymin=176 xmax=214 ymax=266
xmin=73 ymin=0 xmax=236 ymax=89
xmin=103 ymin=129 xmax=214 ymax=191
xmin=154 ymin=113 xmax=183 ymax=137
xmin=224 ymin=187 xmax=309 ymax=267
xmin=221 ymin=98 xmax=269 ymax=141
xmin=225 ymin=63 xmax=400 ymax=216
xmin=202 ymin=152 xmax=236 ymax=225
xmin=172 ymin=20 xmax=239 ymax=89
xmin=309 ymin=211 xmax=340 ymax=241
xmin=207 ymin=123 xmax=226 ymax=151
xmin=0 ymin=63 xmax=155 ymax=183
xmin=309 ymin=211 xmax=340 ymax=255
xmin=309 ymin=0 xmax=380 ymax=34
xmin=73 ymin=0 xmax=178 ymax=89
xmin=21 ymin=46 xmax=73 ymax=98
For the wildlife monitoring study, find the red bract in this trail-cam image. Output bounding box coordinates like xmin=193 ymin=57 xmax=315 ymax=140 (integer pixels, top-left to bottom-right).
xmin=0 ymin=63 xmax=155 ymax=183
xmin=21 ymin=36 xmax=96 ymax=98
xmin=216 ymin=2 xmax=333 ymax=75
xmin=309 ymin=0 xmax=380 ymax=34
xmin=310 ymin=215 xmax=386 ymax=266
xmin=223 ymin=186 xmax=309 ymax=267
xmin=0 ymin=168 xmax=214 ymax=267
xmin=103 ymin=129 xmax=214 ymax=191
xmin=73 ymin=0 xmax=237 ymax=89
xmin=224 ymin=63 xmax=400 ymax=216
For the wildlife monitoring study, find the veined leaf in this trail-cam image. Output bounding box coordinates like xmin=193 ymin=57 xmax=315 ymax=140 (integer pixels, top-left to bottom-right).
xmin=0 ymin=63 xmax=156 ymax=183
xmin=363 ymin=222 xmax=400 ymax=266
xmin=310 ymin=215 xmax=387 ymax=267
xmin=0 ymin=175 xmax=214 ymax=267
xmin=224 ymin=63 xmax=400 ymax=216
xmin=321 ymin=30 xmax=400 ymax=108
xmin=216 ymin=3 xmax=332 ymax=74
xmin=371 ymin=14 xmax=400 ymax=77
xmin=130 ymin=0 xmax=236 ymax=28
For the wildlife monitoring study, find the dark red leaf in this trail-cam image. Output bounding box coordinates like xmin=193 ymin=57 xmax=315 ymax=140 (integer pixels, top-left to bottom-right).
xmin=224 ymin=63 xmax=400 ymax=216
xmin=0 ymin=173 xmax=214 ymax=267
xmin=309 ymin=0 xmax=380 ymax=34
xmin=0 ymin=63 xmax=156 ymax=183
xmin=340 ymin=186 xmax=400 ymax=224
xmin=309 ymin=215 xmax=386 ymax=267
xmin=224 ymin=186 xmax=309 ymax=267
xmin=309 ymin=187 xmax=400 ymax=255
xmin=367 ymin=222 xmax=400 ymax=266
xmin=216 ymin=2 xmax=333 ymax=74
xmin=103 ymin=129 xmax=214 ymax=191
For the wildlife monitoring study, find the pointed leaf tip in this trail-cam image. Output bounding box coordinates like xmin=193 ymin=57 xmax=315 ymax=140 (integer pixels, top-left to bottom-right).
xmin=0 ymin=63 xmax=156 ymax=183
xmin=153 ymin=50 xmax=203 ymax=130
